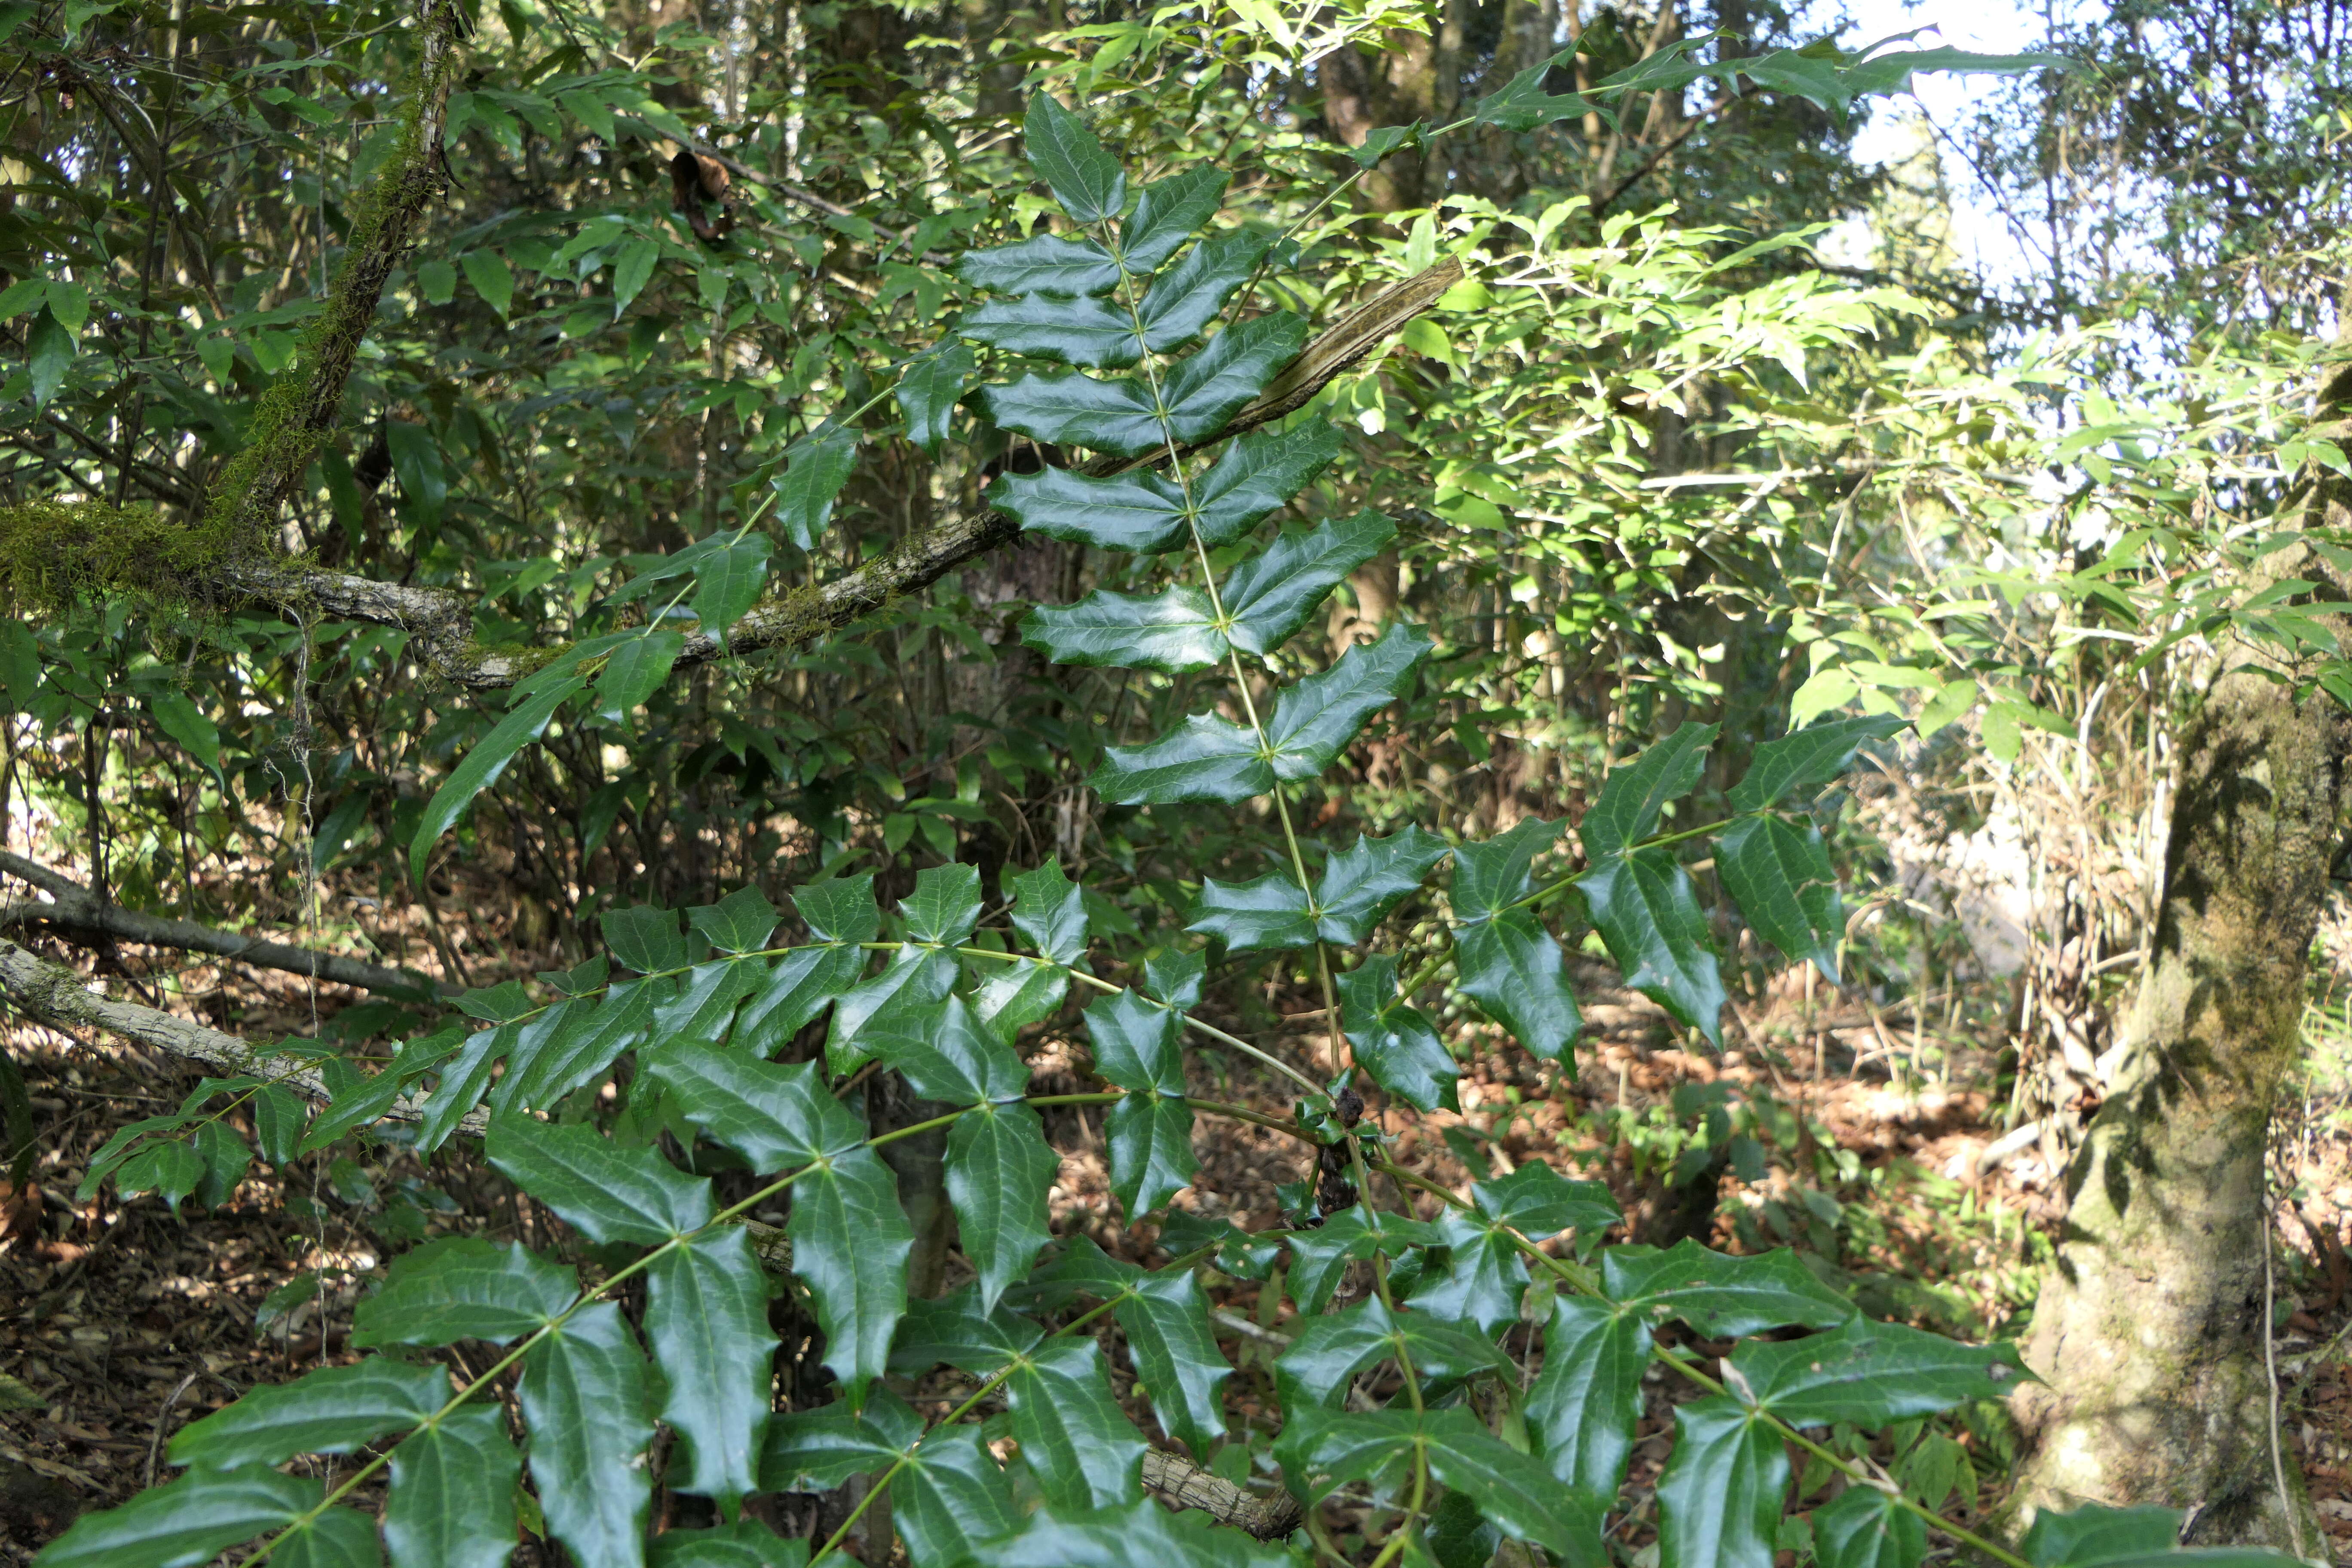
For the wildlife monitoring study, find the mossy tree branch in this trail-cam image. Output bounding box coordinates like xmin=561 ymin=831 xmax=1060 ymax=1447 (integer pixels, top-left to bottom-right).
xmin=199 ymin=0 xmax=467 ymax=554
xmin=214 ymin=258 xmax=1465 ymax=692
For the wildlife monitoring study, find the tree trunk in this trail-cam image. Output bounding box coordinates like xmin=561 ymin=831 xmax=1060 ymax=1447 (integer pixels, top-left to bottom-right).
xmin=2006 ymin=335 xmax=2352 ymax=1549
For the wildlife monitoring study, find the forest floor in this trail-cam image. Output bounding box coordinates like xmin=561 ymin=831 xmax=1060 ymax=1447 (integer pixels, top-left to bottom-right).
xmin=8 ymin=957 xmax=2352 ymax=1562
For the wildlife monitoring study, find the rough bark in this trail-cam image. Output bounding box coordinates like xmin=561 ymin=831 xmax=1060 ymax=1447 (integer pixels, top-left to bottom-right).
xmin=0 ymin=852 xmax=453 ymax=997
xmin=2006 ymin=337 xmax=2352 ymax=1551
xmin=0 ymin=935 xmax=480 ymax=1135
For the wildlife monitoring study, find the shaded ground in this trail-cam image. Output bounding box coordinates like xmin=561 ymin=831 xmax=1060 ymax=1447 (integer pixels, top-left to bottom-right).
xmin=8 ymin=947 xmax=2352 ymax=1562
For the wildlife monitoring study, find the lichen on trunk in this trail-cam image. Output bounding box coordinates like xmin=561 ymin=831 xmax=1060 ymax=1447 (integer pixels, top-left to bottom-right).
xmin=2007 ymin=329 xmax=2352 ymax=1549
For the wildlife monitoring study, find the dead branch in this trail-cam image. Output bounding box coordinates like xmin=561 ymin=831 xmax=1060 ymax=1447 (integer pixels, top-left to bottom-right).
xmin=0 ymin=852 xmax=453 ymax=998
xmin=214 ymin=258 xmax=1465 ymax=693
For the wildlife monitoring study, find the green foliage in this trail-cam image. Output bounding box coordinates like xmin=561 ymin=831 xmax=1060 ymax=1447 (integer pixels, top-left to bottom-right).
xmin=12 ymin=23 xmax=2264 ymax=1568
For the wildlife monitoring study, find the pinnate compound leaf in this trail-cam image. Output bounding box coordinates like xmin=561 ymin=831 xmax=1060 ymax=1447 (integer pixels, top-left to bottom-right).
xmin=1004 ymin=1337 xmax=1147 ymax=1508
xmin=34 ymin=1466 xmax=318 ymax=1568
xmin=1315 ymin=824 xmax=1449 ymax=944
xmin=828 ymin=944 xmax=956 ymax=1072
xmin=1008 ymin=861 xmax=1089 ymax=965
xmin=960 ymin=1498 xmax=1292 ymax=1568
xmin=595 ymin=629 xmax=684 ymax=720
xmin=1813 ymin=1485 xmax=1926 ymax=1568
xmin=1730 ymin=714 xmax=1908 ymax=812
xmin=1577 ymin=845 xmax=1724 ymax=1041
xmin=1133 ymin=227 xmax=1275 ymax=351
xmin=1039 ymin=1239 xmax=1231 ymax=1455
xmin=1276 ymin=1407 xmax=1605 ymax=1566
xmin=1188 ymin=872 xmax=1315 ymax=952
xmin=1455 ymin=907 xmax=1582 ymax=1060
xmin=487 ymin=1113 xmax=712 ymax=1245
xmin=1718 ymin=813 xmax=1845 ymax=980
xmin=1265 ymin=621 xmax=1430 ymax=778
xmin=1734 ymin=1317 xmax=2029 ymax=1425
xmin=961 ymin=292 xmax=1142 ymax=368
xmin=171 ymin=1358 xmax=448 ymax=1471
xmin=1158 ymin=312 xmax=1309 ymax=442
xmin=989 ymin=466 xmax=1188 ymax=552
xmin=1337 ymin=953 xmax=1457 ymax=1112
xmin=1656 ymin=1398 xmax=1785 ymax=1568
xmin=384 ymin=1404 xmax=519 ymax=1568
xmin=897 ymin=342 xmax=977 ymax=455
xmin=605 ymin=903 xmax=689 ymax=974
xmin=790 ymin=1148 xmax=911 ymax=1406
xmin=496 ymin=980 xmax=658 ymax=1112
xmin=1579 ymin=720 xmax=1717 ymax=858
xmin=1192 ymin=420 xmax=1344 ymax=547
xmin=903 ymin=861 xmax=983 ymax=944
xmin=351 ymin=1237 xmax=576 ymax=1348
xmin=1451 ymin=817 xmax=1565 ymax=915
xmin=956 ymin=234 xmax=1120 ymax=297
xmin=688 ymin=885 xmax=780 ymax=953
xmin=1106 ymin=1092 xmax=1198 ymax=1216
xmin=1085 ymin=989 xmax=1184 ymax=1095
xmin=1122 ymin=168 xmax=1229 ymax=272
xmin=1091 ymin=712 xmax=1268 ymax=805
xmin=650 ymin=1518 xmax=810 ymax=1567
xmin=765 ymin=1397 xmax=1016 ymax=1564
xmin=1145 ymin=948 xmax=1207 ymax=1010
xmin=646 ymin=1227 xmax=777 ymax=1510
xmin=1289 ymin=1206 xmax=1441 ymax=1315
xmin=1024 ymin=585 xmax=1222 ymax=672
xmin=410 ymin=677 xmax=585 ymax=879
xmin=1476 ymin=48 xmax=1592 ymax=130
xmin=1603 ymin=1238 xmax=1854 ymax=1337
xmin=1476 ymin=1162 xmax=1620 ymax=1238
xmin=772 ymin=426 xmax=860 ymax=552
xmin=1276 ymin=1297 xmax=1510 ymax=1408
xmin=273 ymin=1507 xmax=383 ymax=1568
xmin=646 ymin=1048 xmax=859 ymax=1167
xmin=736 ymin=945 xmax=864 ymax=1054
xmin=2016 ymin=1503 xmax=2193 ymax=1566
xmin=872 ymin=995 xmax=1031 ymax=1105
xmin=948 ymin=1099 xmax=1059 ymax=1311
xmin=518 ymin=1302 xmax=654 ymax=1568
xmin=977 ymin=368 xmax=1167 ymax=457
xmin=1024 ymin=95 xmax=1126 ymax=224
xmin=1527 ymin=1295 xmax=1651 ymax=1494
xmin=1220 ymin=508 xmax=1397 ymax=655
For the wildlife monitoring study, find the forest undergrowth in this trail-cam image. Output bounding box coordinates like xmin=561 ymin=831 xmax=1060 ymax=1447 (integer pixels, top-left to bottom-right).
xmin=17 ymin=828 xmax=2352 ymax=1563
